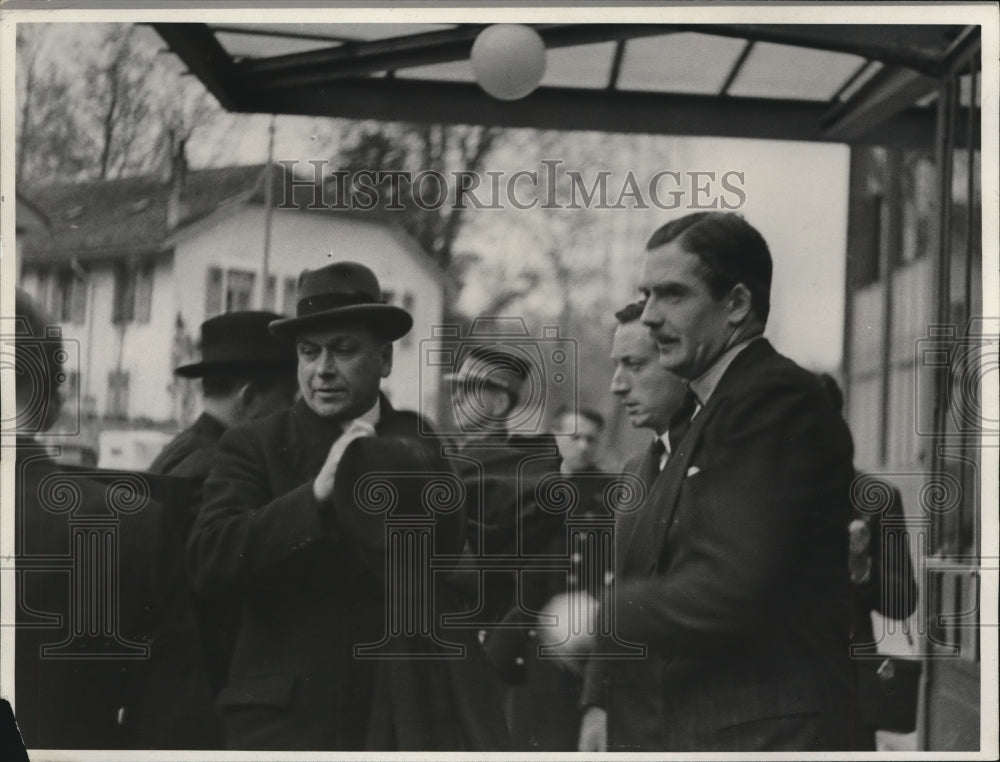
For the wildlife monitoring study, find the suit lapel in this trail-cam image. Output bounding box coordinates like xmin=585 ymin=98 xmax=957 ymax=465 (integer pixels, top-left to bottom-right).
xmin=620 ymin=339 xmax=777 ymax=575
xmin=633 ymin=406 xmax=712 ymax=571
xmin=621 ymin=413 xmax=704 ymax=574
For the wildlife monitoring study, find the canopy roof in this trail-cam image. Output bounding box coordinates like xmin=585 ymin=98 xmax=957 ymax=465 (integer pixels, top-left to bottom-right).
xmin=154 ymin=22 xmax=980 ymax=147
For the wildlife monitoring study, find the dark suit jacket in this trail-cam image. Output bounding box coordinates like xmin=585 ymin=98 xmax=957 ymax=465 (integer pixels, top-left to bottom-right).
xmin=13 ymin=441 xmax=180 ymax=750
xmin=454 ymin=432 xmax=565 ymax=626
xmin=189 ymin=397 xmax=508 ymax=751
xmin=585 ymin=339 xmax=855 ymax=751
xmin=135 ymin=413 xmax=231 ymax=748
xmin=149 ymin=412 xmax=226 ymax=519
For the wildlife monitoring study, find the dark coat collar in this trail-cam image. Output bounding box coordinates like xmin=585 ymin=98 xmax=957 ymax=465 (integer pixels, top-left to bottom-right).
xmin=706 ymin=337 xmax=777 ymax=402
xmin=287 ymin=393 xmax=395 ymax=478
xmin=192 ymin=412 xmax=227 ymax=441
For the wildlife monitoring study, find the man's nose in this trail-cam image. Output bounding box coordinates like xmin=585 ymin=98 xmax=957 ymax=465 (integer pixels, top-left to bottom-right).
xmin=317 ymin=351 xmax=338 ymax=375
xmin=640 ymin=299 xmax=661 ymax=328
xmin=610 ymin=368 xmax=627 ymax=394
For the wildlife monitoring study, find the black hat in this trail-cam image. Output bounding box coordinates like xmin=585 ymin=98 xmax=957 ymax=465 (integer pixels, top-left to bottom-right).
xmin=332 ymin=435 xmax=465 ymax=560
xmin=268 ymin=262 xmax=412 ymax=342
xmin=175 ymin=311 xmax=297 ymax=378
xmin=443 ymin=345 xmax=531 ymax=401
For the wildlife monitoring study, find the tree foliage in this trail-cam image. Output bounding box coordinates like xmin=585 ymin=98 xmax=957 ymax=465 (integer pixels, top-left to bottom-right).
xmin=16 ymin=23 xmax=222 ymax=185
xmin=332 ymin=121 xmax=500 ymax=275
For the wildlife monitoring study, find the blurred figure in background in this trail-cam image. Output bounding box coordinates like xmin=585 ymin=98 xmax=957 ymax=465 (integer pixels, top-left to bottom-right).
xmin=552 ymin=405 xmax=606 ymax=475
xmin=816 ymin=373 xmax=918 ymax=750
xmin=500 ymin=403 xmax=609 ymax=750
xmin=445 ymin=345 xmax=565 ymax=626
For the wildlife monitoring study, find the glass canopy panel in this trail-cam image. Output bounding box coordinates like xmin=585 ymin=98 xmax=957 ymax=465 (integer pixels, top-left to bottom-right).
xmin=959 ymin=72 xmax=981 ymax=108
xmin=616 ymin=32 xmax=747 ymax=94
xmin=727 ymin=42 xmax=866 ymax=101
xmin=540 ymin=42 xmax=617 ymax=89
xmin=395 ymin=59 xmax=477 ymax=82
xmin=211 ymin=23 xmax=455 ymax=43
xmin=834 ymin=60 xmax=883 ymax=102
xmin=214 ymin=31 xmax=340 ymax=60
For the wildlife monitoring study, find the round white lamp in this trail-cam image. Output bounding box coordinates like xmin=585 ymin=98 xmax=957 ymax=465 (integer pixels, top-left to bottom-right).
xmin=471 ymin=24 xmax=546 ymax=101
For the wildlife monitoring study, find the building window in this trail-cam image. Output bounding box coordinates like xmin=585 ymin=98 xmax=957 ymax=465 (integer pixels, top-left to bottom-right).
xmin=206 ymin=267 xmax=223 ymax=317
xmin=134 ymin=264 xmax=153 ymax=323
xmin=283 ymin=276 xmax=298 ymax=316
xmin=107 ymin=370 xmax=130 ymax=419
xmin=51 ymin=268 xmax=87 ymax=325
xmin=112 ymin=261 xmax=153 ymax=324
xmin=112 ymin=264 xmax=135 ymax=324
xmin=205 ymin=268 xmax=258 ymax=316
xmin=263 ymin=275 xmax=277 ymax=311
xmin=226 ymin=270 xmax=256 ymax=312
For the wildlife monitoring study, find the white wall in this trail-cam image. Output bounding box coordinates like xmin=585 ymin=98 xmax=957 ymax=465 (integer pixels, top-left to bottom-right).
xmin=19 ymin=257 xmax=176 ymax=423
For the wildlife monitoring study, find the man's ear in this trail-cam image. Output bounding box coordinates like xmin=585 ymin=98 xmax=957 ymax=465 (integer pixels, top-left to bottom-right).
xmin=726 ymin=282 xmax=754 ymax=325
xmin=237 ymin=381 xmax=256 ymax=415
xmin=380 ymin=342 xmax=394 ymax=378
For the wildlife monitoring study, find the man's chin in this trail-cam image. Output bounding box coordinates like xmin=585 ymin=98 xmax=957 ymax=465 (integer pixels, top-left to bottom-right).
xmin=656 ymin=348 xmax=687 ymax=375
xmin=307 ymin=398 xmax=350 ymax=420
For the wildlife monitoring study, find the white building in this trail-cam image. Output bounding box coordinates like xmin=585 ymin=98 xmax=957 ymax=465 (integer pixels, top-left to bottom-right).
xmin=19 ymin=161 xmax=446 ymax=430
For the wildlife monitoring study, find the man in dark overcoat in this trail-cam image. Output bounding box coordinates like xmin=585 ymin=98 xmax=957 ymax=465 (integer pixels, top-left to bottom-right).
xmin=135 ymin=311 xmax=297 ymax=747
xmin=187 ymin=262 xmax=507 ymax=751
xmin=149 ymin=310 xmax=298 ymax=509
xmin=557 ymin=213 xmax=856 ymax=751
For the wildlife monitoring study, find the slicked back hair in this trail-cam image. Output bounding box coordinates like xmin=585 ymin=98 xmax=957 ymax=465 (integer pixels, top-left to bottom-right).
xmin=645 ymin=212 xmax=772 ymax=325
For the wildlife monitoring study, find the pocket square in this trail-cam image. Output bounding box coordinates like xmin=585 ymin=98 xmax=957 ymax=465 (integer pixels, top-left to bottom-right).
xmin=686 ymin=466 xmax=701 ymax=478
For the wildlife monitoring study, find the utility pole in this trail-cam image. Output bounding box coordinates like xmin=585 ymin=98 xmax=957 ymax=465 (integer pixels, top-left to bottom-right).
xmin=261 ymin=114 xmax=276 ymax=309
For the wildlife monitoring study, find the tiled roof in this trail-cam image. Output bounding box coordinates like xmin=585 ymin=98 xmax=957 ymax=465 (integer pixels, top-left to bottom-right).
xmin=22 ymin=164 xmax=271 ymax=262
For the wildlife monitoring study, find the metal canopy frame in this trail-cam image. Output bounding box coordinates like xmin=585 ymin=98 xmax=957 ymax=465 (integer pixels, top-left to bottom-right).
xmin=153 ymin=22 xmax=979 ymax=147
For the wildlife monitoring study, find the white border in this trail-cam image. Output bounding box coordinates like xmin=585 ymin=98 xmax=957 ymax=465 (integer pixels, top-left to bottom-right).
xmin=1 ymin=4 xmax=997 ymax=762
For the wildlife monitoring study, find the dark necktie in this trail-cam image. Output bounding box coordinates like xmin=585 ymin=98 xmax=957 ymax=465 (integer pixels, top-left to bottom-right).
xmin=667 ymin=387 xmax=699 ymax=454
xmin=640 ymin=437 xmax=666 ymax=490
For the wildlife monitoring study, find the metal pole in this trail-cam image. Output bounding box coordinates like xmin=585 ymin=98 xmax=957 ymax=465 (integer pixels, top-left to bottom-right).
xmin=261 ymin=114 xmax=276 ymax=309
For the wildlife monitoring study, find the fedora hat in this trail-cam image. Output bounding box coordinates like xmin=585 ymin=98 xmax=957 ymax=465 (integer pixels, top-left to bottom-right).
xmin=443 ymin=345 xmax=530 ymax=401
xmin=175 ymin=311 xmax=297 ymax=378
xmin=269 ymin=262 xmax=412 ymax=342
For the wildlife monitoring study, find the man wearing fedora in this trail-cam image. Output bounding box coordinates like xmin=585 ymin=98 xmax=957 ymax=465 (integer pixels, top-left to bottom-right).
xmin=188 ymin=262 xmax=503 ymax=750
xmin=136 ymin=311 xmax=298 ymax=748
xmin=150 ymin=311 xmax=299 ymax=511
